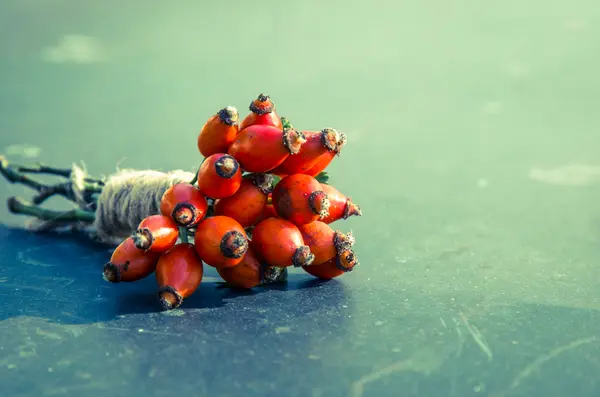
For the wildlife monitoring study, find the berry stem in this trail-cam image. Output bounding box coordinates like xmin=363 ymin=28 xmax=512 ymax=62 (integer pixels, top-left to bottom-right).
xmin=178 ymin=226 xmax=189 ymax=243
xmin=7 ymin=196 xmax=96 ymax=223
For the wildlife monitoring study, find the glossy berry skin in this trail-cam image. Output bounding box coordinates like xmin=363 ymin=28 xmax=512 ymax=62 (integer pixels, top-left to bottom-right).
xmin=160 ymin=183 xmax=208 ymax=228
xmin=251 ymin=217 xmax=314 ymax=268
xmin=197 ymin=106 xmax=239 ymax=158
xmin=319 ymin=183 xmax=362 ymax=224
xmin=216 ymin=246 xmax=264 ymax=289
xmin=302 ymin=249 xmax=359 ymax=280
xmin=194 ymin=216 xmax=249 ymax=268
xmin=304 ymin=131 xmax=347 ymax=177
xmin=228 ymin=125 xmax=306 ymax=173
xmin=261 ymin=202 xmax=277 ymax=221
xmin=213 ymin=174 xmax=273 ymax=228
xmin=272 ymin=128 xmax=341 ymax=176
xmin=272 ymin=174 xmax=330 ymax=226
xmin=131 ymin=215 xmax=179 ymax=253
xmin=239 ymin=94 xmax=283 ymax=131
xmin=155 ymin=243 xmax=204 ymax=311
xmin=298 ymin=221 xmax=354 ymax=266
xmin=197 ymin=153 xmax=242 ymax=199
xmin=103 ymin=237 xmax=160 ymax=283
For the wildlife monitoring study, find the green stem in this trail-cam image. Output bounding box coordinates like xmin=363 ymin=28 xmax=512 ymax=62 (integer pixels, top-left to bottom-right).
xmin=178 ymin=227 xmax=189 ymax=244
xmin=7 ymin=196 xmax=96 ymax=223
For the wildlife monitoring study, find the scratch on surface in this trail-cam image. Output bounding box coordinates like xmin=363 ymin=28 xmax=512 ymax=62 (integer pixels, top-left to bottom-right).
xmin=349 ymin=358 xmax=415 ymax=397
xmin=459 ymin=311 xmax=493 ymax=361
xmin=0 ymin=283 xmax=52 ymax=293
xmin=94 ymin=324 xmax=183 ymax=337
xmin=510 ymin=336 xmax=597 ymax=389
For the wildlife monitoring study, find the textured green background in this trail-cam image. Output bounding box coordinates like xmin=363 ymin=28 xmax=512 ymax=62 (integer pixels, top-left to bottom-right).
xmin=1 ymin=1 xmax=599 ymax=396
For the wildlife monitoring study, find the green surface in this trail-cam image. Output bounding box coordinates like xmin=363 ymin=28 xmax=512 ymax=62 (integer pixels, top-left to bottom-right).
xmin=1 ymin=1 xmax=600 ymax=396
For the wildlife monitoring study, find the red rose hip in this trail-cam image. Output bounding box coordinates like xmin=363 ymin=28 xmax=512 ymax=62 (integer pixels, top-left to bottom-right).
xmin=304 ymin=131 xmax=347 ymax=176
xmin=272 ymin=174 xmax=330 ymax=226
xmin=216 ymin=246 xmax=264 ymax=289
xmin=239 ymin=94 xmax=283 ymax=131
xmin=302 ymin=248 xmax=359 ymax=280
xmin=319 ymin=183 xmax=362 ymax=224
xmin=228 ymin=125 xmax=306 ymax=173
xmin=197 ymin=106 xmax=239 ymax=158
xmin=298 ymin=221 xmax=355 ymax=266
xmin=160 ymin=183 xmax=208 ymax=228
xmin=272 ymin=128 xmax=342 ymax=176
xmin=103 ymin=237 xmax=160 ymax=283
xmin=131 ymin=214 xmax=179 ymax=253
xmin=197 ymin=153 xmax=242 ymax=199
xmin=213 ymin=173 xmax=274 ymax=228
xmin=194 ymin=216 xmax=249 ymax=268
xmin=155 ymin=243 xmax=204 ymax=310
xmin=251 ymin=217 xmax=314 ymax=268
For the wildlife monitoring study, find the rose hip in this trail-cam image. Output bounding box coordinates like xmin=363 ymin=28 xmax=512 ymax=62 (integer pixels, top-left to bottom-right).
xmin=302 ymin=248 xmax=359 ymax=280
xmin=251 ymin=217 xmax=314 ymax=267
xmin=194 ymin=216 xmax=249 ymax=268
xmin=155 ymin=243 xmax=204 ymax=310
xmin=103 ymin=237 xmax=160 ymax=283
xmin=304 ymin=131 xmax=347 ymax=176
xmin=213 ymin=173 xmax=274 ymax=228
xmin=197 ymin=106 xmax=239 ymax=157
xmin=298 ymin=221 xmax=355 ymax=266
xmin=239 ymin=94 xmax=283 ymax=131
xmin=319 ymin=183 xmax=362 ymax=224
xmin=160 ymin=183 xmax=208 ymax=228
xmin=197 ymin=153 xmax=242 ymax=199
xmin=216 ymin=246 xmax=264 ymax=289
xmin=228 ymin=125 xmax=306 ymax=173
xmin=272 ymin=128 xmax=342 ymax=176
xmin=131 ymin=214 xmax=179 ymax=253
xmin=272 ymin=174 xmax=330 ymax=226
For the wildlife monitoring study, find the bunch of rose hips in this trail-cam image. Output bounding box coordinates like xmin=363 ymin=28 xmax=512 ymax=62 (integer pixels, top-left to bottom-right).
xmin=102 ymin=94 xmax=362 ymax=311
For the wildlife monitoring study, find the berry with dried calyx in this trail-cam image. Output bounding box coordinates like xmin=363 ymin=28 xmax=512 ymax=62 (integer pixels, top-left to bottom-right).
xmin=239 ymin=94 xmax=283 ymax=131
xmin=228 ymin=124 xmax=306 ymax=173
xmin=216 ymin=246 xmax=265 ymax=289
xmin=213 ymin=173 xmax=274 ymax=228
xmin=155 ymin=243 xmax=204 ymax=310
xmin=102 ymin=237 xmax=160 ymax=283
xmin=319 ymin=183 xmax=362 ymax=224
xmin=304 ymin=130 xmax=347 ymax=177
xmin=302 ymin=248 xmax=359 ymax=280
xmin=272 ymin=174 xmax=330 ymax=226
xmin=251 ymin=217 xmax=314 ymax=268
xmin=272 ymin=128 xmax=342 ymax=176
xmin=298 ymin=221 xmax=355 ymax=266
xmin=193 ymin=215 xmax=249 ymax=268
xmin=197 ymin=153 xmax=242 ymax=199
xmin=160 ymin=183 xmax=208 ymax=228
xmin=197 ymin=106 xmax=239 ymax=158
xmin=131 ymin=214 xmax=179 ymax=253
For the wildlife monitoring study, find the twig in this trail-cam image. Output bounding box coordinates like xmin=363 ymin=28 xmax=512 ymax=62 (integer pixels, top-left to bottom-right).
xmin=7 ymin=196 xmax=95 ymax=223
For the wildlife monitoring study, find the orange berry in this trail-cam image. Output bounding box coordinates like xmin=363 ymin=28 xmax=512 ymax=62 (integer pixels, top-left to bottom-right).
xmin=197 ymin=153 xmax=242 ymax=199
xmin=304 ymin=131 xmax=347 ymax=176
xmin=155 ymin=243 xmax=204 ymax=310
xmin=193 ymin=216 xmax=249 ymax=268
xmin=319 ymin=183 xmax=362 ymax=224
xmin=131 ymin=214 xmax=179 ymax=253
xmin=239 ymin=94 xmax=283 ymax=131
xmin=272 ymin=174 xmax=330 ymax=226
xmin=228 ymin=125 xmax=306 ymax=173
xmin=302 ymin=248 xmax=359 ymax=280
xmin=102 ymin=237 xmax=160 ymax=283
xmin=251 ymin=217 xmax=314 ymax=267
xmin=216 ymin=246 xmax=264 ymax=289
xmin=197 ymin=106 xmax=239 ymax=158
xmin=213 ymin=173 xmax=274 ymax=228
xmin=160 ymin=183 xmax=208 ymax=227
xmin=272 ymin=128 xmax=342 ymax=176
xmin=298 ymin=221 xmax=355 ymax=266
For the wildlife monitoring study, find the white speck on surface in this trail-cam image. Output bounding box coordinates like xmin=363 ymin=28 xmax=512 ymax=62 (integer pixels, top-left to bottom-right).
xmin=275 ymin=326 xmax=291 ymax=334
xmin=48 ymin=367 xmax=53 ymax=372
xmin=374 ymin=321 xmax=384 ymax=326
xmin=308 ymin=354 xmax=321 ymax=360
xmin=138 ymin=329 xmax=144 ymax=333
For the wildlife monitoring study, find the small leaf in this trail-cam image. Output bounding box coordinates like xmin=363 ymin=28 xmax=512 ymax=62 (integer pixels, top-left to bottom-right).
xmin=315 ymin=171 xmax=330 ymax=184
xmin=281 ymin=117 xmax=293 ymax=131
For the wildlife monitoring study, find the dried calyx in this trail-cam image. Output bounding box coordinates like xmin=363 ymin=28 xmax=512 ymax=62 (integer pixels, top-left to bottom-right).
xmin=158 ymin=285 xmax=184 ymax=310
xmin=292 ymin=245 xmax=315 ymax=267
xmin=309 ymin=190 xmax=330 ymax=218
xmin=215 ymin=155 xmax=239 ymax=179
xmin=131 ymin=228 xmax=153 ymax=250
xmin=252 ymin=173 xmax=275 ymax=194
xmin=282 ymin=128 xmax=307 ymax=155
xmin=220 ymin=230 xmax=249 ymax=259
xmin=218 ymin=106 xmax=239 ymax=126
xmin=249 ymin=94 xmax=274 ymax=115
